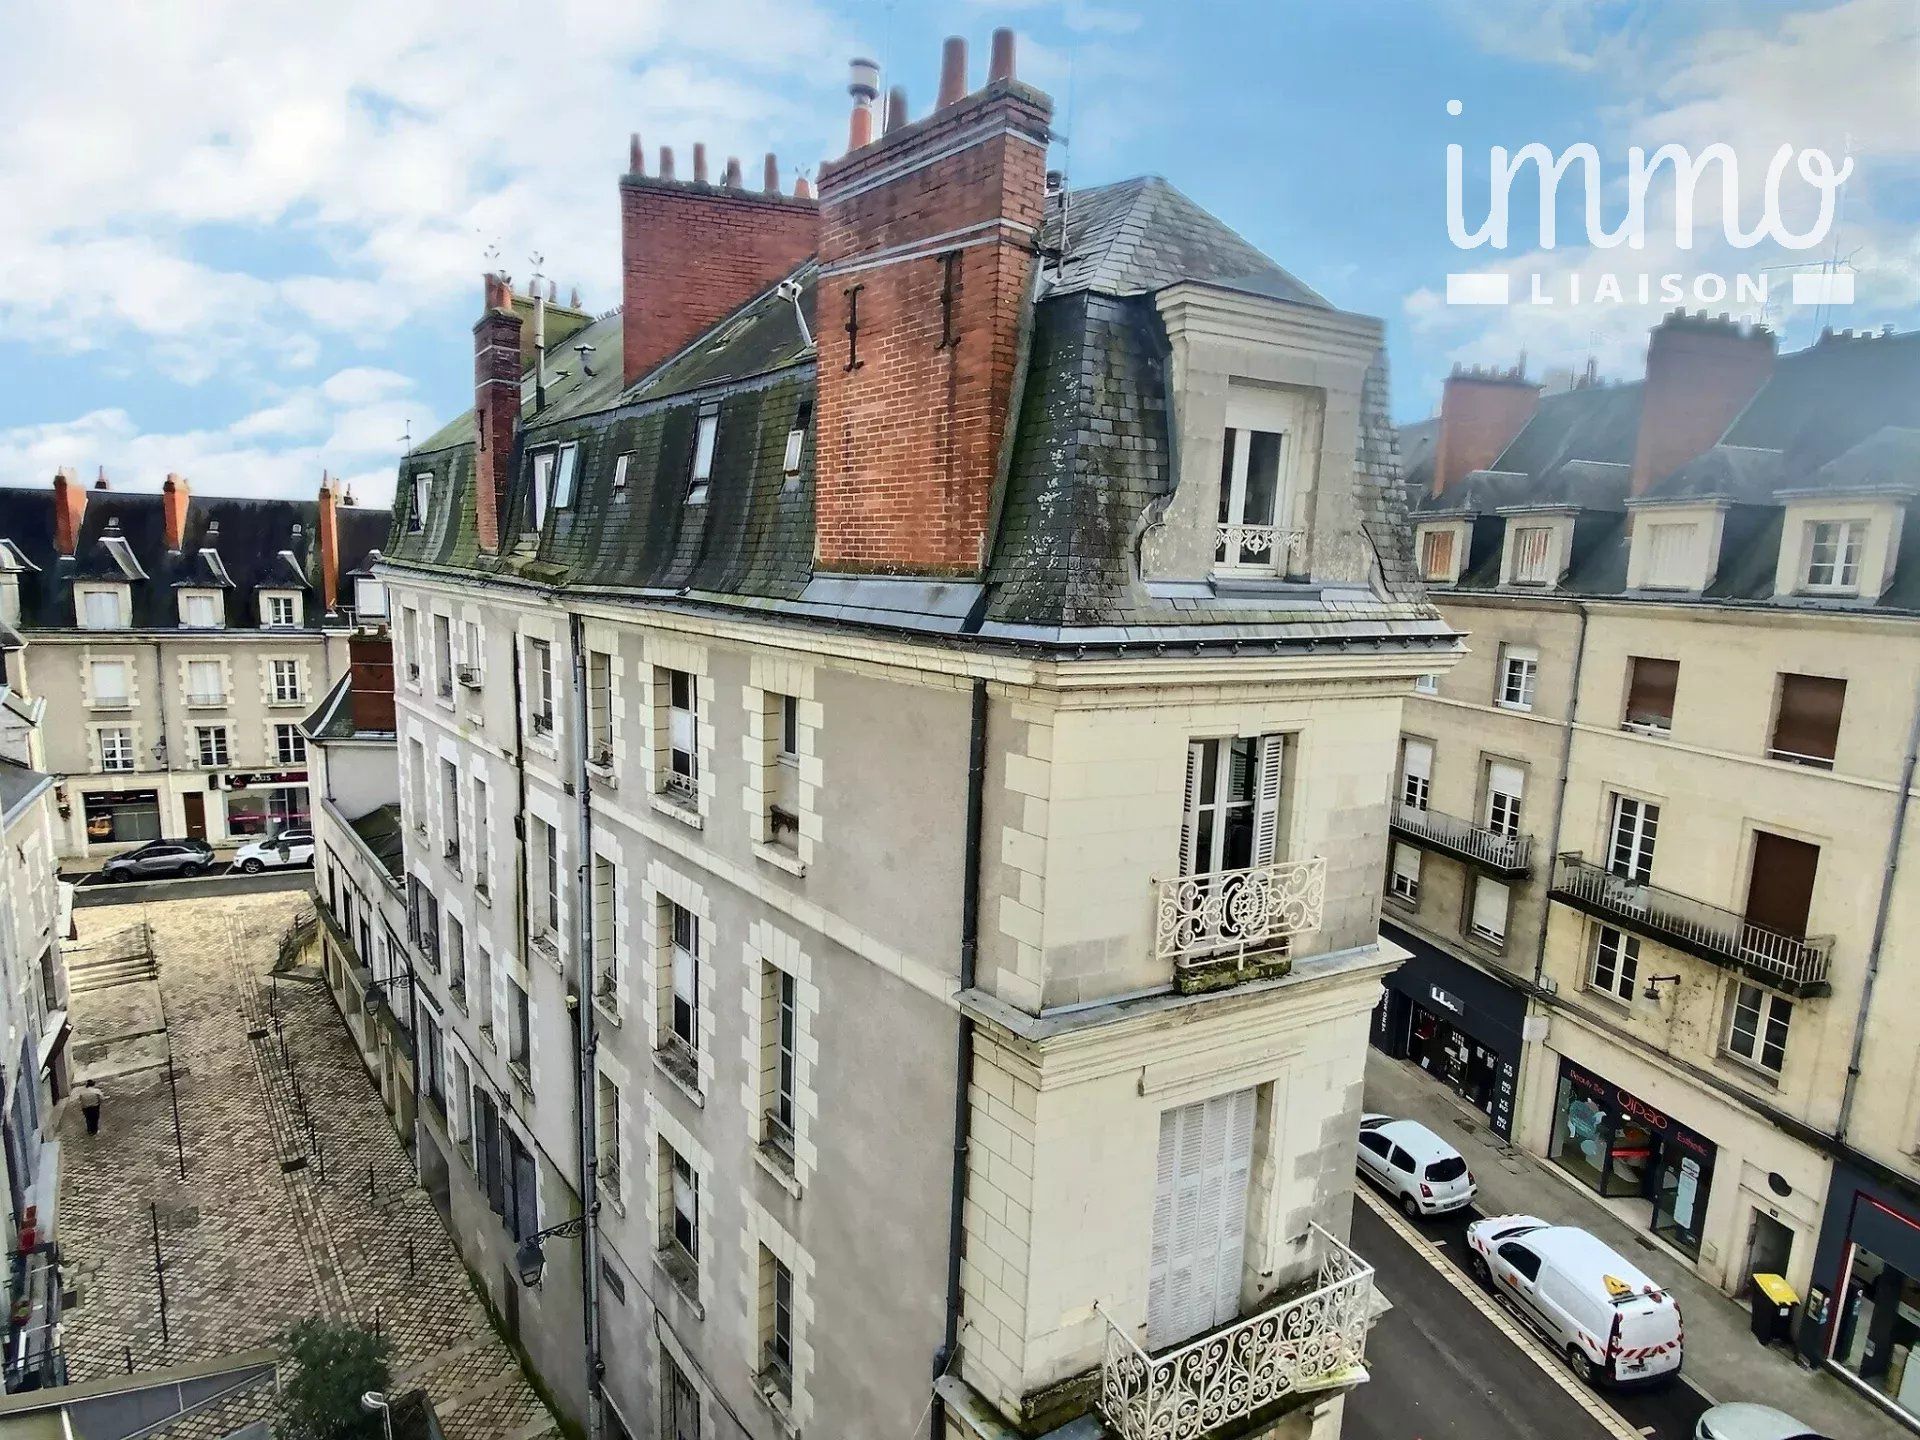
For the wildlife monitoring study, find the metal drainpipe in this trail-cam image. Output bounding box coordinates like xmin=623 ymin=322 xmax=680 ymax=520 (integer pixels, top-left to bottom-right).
xmin=1837 ymin=671 xmax=1920 ymax=1143
xmin=1532 ymin=601 xmax=1590 ymax=989
xmin=566 ymin=612 xmax=605 ymax=1440
xmin=937 ymin=679 xmax=988 ymax=1388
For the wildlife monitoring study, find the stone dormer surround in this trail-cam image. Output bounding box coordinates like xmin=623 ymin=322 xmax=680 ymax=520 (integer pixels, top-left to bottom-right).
xmin=1141 ymin=284 xmax=1386 ymax=588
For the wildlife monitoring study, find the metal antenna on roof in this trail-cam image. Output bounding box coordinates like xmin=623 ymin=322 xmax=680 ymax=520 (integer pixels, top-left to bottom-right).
xmin=398 ymin=418 xmax=412 ymax=451
xmin=529 ymin=252 xmax=548 ymax=412
xmin=1055 ymin=51 xmax=1076 ymax=280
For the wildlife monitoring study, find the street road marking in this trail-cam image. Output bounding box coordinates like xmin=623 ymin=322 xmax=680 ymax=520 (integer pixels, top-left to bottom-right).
xmin=1357 ymin=1184 xmax=1644 ymax=1440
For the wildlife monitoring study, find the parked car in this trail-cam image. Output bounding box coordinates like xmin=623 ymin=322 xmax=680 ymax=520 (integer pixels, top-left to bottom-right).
xmin=234 ymin=830 xmax=315 ymax=873
xmin=1356 ymin=1113 xmax=1476 ymax=1216
xmin=1694 ymin=1404 xmax=1830 ymax=1440
xmin=1466 ymin=1214 xmax=1683 ymax=1387
xmin=100 ymin=838 xmax=216 ymax=882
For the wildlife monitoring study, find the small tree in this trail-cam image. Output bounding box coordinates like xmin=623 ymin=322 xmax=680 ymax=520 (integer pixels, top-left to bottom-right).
xmin=275 ymin=1317 xmax=394 ymax=1440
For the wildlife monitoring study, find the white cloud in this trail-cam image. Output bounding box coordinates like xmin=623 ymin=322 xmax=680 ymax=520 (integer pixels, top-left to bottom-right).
xmin=1415 ymin=0 xmax=1920 ymax=380
xmin=0 ymin=367 xmax=426 ymax=506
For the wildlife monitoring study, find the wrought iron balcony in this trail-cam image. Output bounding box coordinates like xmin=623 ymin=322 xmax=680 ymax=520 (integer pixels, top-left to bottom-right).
xmin=1391 ymin=802 xmax=1532 ymax=876
xmin=1214 ymin=524 xmax=1306 ymax=576
xmin=1154 ymin=857 xmax=1324 ymax=987
xmin=1098 ymin=1224 xmax=1374 ymax=1440
xmin=1550 ymin=853 xmax=1833 ymax=997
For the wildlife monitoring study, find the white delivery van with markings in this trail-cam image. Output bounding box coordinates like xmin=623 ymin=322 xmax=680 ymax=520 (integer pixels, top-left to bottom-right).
xmin=1466 ymin=1214 xmax=1684 ymax=1387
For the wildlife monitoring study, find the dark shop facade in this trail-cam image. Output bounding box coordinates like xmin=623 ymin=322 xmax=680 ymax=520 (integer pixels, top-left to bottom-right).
xmin=1372 ymin=923 xmax=1526 ymax=1141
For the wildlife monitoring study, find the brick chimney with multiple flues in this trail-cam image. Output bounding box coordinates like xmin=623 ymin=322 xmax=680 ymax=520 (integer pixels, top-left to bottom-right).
xmin=162 ymin=473 xmax=190 ymax=551
xmin=619 ymin=135 xmax=819 ymax=387
xmin=1630 ymin=309 xmax=1776 ymax=495
xmin=316 ymin=474 xmax=342 ymax=613
xmin=473 ymin=273 xmax=523 ymax=554
xmin=1432 ymin=366 xmax=1540 ymax=497
xmin=813 ymin=29 xmax=1051 ymax=575
xmin=347 ymin=632 xmax=396 ymax=734
xmin=52 ymin=469 xmax=86 ymax=555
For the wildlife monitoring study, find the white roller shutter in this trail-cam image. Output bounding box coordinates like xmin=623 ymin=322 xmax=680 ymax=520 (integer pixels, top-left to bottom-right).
xmin=1400 ymin=740 xmax=1433 ymax=811
xmin=1471 ymin=878 xmax=1511 ymax=943
xmin=1146 ymin=1087 xmax=1257 ymax=1350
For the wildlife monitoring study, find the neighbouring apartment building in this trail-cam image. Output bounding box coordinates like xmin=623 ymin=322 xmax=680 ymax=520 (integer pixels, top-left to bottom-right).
xmin=1384 ymin=312 xmax=1920 ymax=1425
xmin=0 ymin=625 xmax=75 ymax=1393
xmin=0 ymin=473 xmax=390 ymax=858
xmin=380 ymin=30 xmax=1456 ymax=1440
xmin=305 ymin=631 xmax=419 ymax=1146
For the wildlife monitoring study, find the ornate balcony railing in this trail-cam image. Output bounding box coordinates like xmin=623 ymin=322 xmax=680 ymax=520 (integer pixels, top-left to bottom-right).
xmin=1550 ymin=853 xmax=1833 ymax=997
xmin=1098 ymin=1224 xmax=1374 ymax=1440
xmin=1155 ymin=857 xmax=1324 ymax=980
xmin=1391 ymin=803 xmax=1532 ymax=875
xmin=1214 ymin=524 xmax=1306 ymax=575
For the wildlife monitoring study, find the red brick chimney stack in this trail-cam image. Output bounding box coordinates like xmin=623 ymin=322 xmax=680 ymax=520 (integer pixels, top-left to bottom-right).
xmin=629 ymin=133 xmax=644 ymax=174
xmin=846 ymin=57 xmax=879 ymax=150
xmin=618 ymin=128 xmax=818 ymax=387
xmin=162 ymin=472 xmax=190 ymax=551
xmin=317 ymin=474 xmax=342 ymax=613
xmin=1432 ymin=366 xmax=1540 ymax=496
xmin=1630 ymin=309 xmax=1776 ymax=495
xmin=52 ymin=469 xmax=86 ymax=555
xmin=988 ymin=27 xmax=1015 ymax=82
xmin=813 ymin=29 xmax=1051 ymax=575
xmin=937 ymin=36 xmax=967 ymax=107
xmin=473 ymin=272 xmax=523 ymax=553
xmin=347 ymin=633 xmax=397 ymax=733
xmin=794 ymin=174 xmax=813 ymax=200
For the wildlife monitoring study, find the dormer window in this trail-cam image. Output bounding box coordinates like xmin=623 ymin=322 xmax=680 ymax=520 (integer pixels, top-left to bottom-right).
xmin=1802 ymin=519 xmax=1865 ymax=594
xmin=355 ymin=577 xmax=388 ymax=618
xmin=688 ymin=404 xmax=720 ymax=505
xmin=1508 ymin=525 xmax=1553 ymax=584
xmin=529 ymin=444 xmax=578 ymax=529
xmin=261 ymin=591 xmax=301 ymax=628
xmin=1213 ymin=387 xmax=1314 ymax=578
xmin=1419 ymin=529 xmax=1456 ymax=582
xmin=407 ymin=473 xmax=432 ymax=534
xmin=180 ymin=589 xmax=224 ymax=629
xmin=1642 ymin=521 xmax=1699 ymax=589
xmin=77 ymin=585 xmax=126 ymax=630
xmin=550 ymin=444 xmax=578 ymax=510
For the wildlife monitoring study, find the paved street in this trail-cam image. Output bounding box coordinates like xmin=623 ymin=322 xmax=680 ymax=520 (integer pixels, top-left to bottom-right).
xmin=1364 ymin=1050 xmax=1898 ymax=1440
xmin=57 ymin=891 xmax=558 ymax=1439
xmin=1347 ymin=1198 xmax=1618 ymax=1440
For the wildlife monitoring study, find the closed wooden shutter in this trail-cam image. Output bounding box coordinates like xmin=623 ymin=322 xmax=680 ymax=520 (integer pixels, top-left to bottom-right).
xmin=1624 ymin=658 xmax=1680 ymax=730
xmin=1745 ymin=831 xmax=1819 ymax=937
xmin=1252 ymin=735 xmax=1285 ymax=865
xmin=1771 ymin=674 xmax=1845 ymax=766
xmin=1147 ymin=1088 xmax=1257 ymax=1350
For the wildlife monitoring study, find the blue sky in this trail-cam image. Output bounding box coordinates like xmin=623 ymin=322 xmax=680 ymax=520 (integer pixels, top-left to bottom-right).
xmin=1 ymin=0 xmax=1913 ymax=505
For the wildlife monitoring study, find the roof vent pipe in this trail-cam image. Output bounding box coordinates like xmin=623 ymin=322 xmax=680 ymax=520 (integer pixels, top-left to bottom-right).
xmin=847 ymin=58 xmax=880 ymax=150
xmin=693 ymin=143 xmax=709 ymax=184
xmin=988 ymin=27 xmax=1015 ymax=82
xmin=885 ymin=86 xmax=908 ymax=134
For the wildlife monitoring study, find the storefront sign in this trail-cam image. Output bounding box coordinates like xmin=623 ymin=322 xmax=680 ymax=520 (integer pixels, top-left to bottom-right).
xmin=1428 ymin=984 xmax=1464 ymax=1015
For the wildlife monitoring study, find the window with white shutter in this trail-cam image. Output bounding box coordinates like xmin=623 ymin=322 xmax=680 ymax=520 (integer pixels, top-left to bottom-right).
xmin=1399 ymin=739 xmax=1432 ymax=813
xmin=1470 ymin=878 xmax=1510 ymax=945
xmin=1484 ymin=761 xmax=1525 ymax=837
xmin=1180 ymin=735 xmax=1286 ymax=877
xmin=1643 ymin=522 xmax=1698 ymax=589
xmin=1146 ymin=1087 xmax=1257 ymax=1351
xmin=1508 ymin=525 xmax=1553 ymax=584
xmin=1389 ymin=843 xmax=1421 ymax=903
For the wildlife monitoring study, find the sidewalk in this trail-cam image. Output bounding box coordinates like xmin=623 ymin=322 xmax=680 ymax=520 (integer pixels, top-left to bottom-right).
xmin=1365 ymin=1049 xmax=1905 ymax=1440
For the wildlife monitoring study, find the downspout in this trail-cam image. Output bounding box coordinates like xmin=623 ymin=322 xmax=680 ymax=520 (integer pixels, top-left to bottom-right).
xmin=1837 ymin=671 xmax=1920 ymax=1143
xmin=936 ymin=679 xmax=988 ymax=1384
xmin=404 ymin=922 xmax=423 ymax=1169
xmin=566 ymin=613 xmax=605 ymax=1440
xmin=1532 ymin=600 xmax=1590 ymax=988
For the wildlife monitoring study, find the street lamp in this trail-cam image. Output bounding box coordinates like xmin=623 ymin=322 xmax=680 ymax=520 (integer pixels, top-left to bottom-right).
xmin=515 ymin=1206 xmax=598 ymax=1287
xmin=1641 ymin=973 xmax=1683 ymax=1001
xmin=361 ymin=1391 xmax=393 ymax=1440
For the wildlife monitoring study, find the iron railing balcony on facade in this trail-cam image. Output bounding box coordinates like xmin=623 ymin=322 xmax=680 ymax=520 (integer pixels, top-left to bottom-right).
xmin=1549 ymin=853 xmax=1833 ymax=997
xmin=1154 ymin=856 xmax=1325 ymax=992
xmin=1390 ymin=802 xmax=1532 ymax=876
xmin=1098 ymin=1223 xmax=1374 ymax=1440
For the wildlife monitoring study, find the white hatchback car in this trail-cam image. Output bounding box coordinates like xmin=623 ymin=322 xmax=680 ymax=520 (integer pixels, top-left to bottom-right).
xmin=1356 ymin=1114 xmax=1476 ymax=1216
xmin=234 ymin=829 xmax=315 ymax=873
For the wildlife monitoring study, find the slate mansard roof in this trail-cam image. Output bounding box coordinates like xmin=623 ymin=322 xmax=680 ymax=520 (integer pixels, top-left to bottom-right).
xmin=1406 ymin=328 xmax=1920 ymax=612
xmin=0 ymin=486 xmax=392 ymax=632
xmin=389 ymin=178 xmax=1451 ymax=654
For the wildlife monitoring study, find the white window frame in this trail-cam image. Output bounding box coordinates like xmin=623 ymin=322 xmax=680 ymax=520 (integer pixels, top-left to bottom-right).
xmin=1497 ymin=645 xmax=1538 ymax=711
xmin=355 ymin=577 xmax=388 ymax=618
xmin=1589 ymin=925 xmax=1640 ymax=1003
xmin=1508 ymin=525 xmax=1554 ymax=585
xmin=89 ymin=658 xmax=130 ymax=709
xmin=528 ymin=638 xmax=555 ymax=735
xmin=782 ymin=404 xmax=811 ymax=479
xmin=98 ymin=726 xmax=135 ymax=773
xmin=179 ymin=590 xmax=224 ymax=629
xmin=407 ymin=473 xmax=432 ymax=533
xmin=79 ymin=586 xmax=124 ymax=630
xmin=1399 ymin=738 xmax=1432 ymax=814
xmin=1643 ymin=521 xmax=1699 ymax=590
xmin=1484 ymin=760 xmax=1524 ymax=837
xmin=269 ymin=658 xmax=302 ymax=705
xmin=1608 ymin=794 xmax=1659 ymax=883
xmin=688 ymin=405 xmax=719 ymax=504
xmin=1725 ymin=983 xmax=1793 ymax=1075
xmin=1469 ymin=877 xmax=1510 ymax=946
xmin=1389 ymin=842 xmax=1421 ymax=904
xmin=1802 ymin=519 xmax=1865 ymax=594
xmin=273 ymin=724 xmax=306 ymax=765
xmin=195 ymin=725 xmax=230 ymax=769
xmin=262 ymin=592 xmax=300 ymax=628
xmin=667 ymin=902 xmax=699 ymax=1058
xmin=1179 ymin=734 xmax=1286 ymax=879
xmin=664 ymin=668 xmax=698 ymax=802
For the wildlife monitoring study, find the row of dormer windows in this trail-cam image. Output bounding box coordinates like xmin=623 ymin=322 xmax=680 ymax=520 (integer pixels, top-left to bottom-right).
xmin=1417 ymin=504 xmax=1896 ymax=602
xmin=73 ymin=583 xmax=307 ymax=631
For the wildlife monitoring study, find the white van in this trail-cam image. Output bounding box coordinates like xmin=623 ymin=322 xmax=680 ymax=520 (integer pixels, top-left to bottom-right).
xmin=1466 ymin=1215 xmax=1683 ymax=1386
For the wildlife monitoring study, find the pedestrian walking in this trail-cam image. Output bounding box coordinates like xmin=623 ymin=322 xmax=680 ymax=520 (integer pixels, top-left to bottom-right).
xmin=74 ymin=1079 xmax=104 ymax=1136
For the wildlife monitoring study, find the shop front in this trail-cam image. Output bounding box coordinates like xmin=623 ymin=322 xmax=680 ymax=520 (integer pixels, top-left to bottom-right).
xmin=81 ymin=788 xmax=161 ymax=846
xmin=1374 ymin=923 xmax=1527 ymax=1139
xmin=1549 ymin=1056 xmax=1718 ymax=1259
xmin=221 ymin=772 xmax=310 ymax=839
xmin=1802 ymin=1164 xmax=1920 ymax=1423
